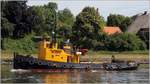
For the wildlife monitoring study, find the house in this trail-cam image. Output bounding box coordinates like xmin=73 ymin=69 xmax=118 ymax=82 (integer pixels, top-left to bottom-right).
xmin=103 ymin=26 xmax=122 ymax=35
xmin=127 ymin=11 xmax=149 ymax=33
xmin=127 ymin=11 xmax=149 ymax=48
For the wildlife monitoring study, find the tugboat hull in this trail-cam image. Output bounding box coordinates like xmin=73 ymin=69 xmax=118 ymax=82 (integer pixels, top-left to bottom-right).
xmin=13 ymin=55 xmax=139 ymax=71
xmin=13 ymin=55 xmax=103 ymax=70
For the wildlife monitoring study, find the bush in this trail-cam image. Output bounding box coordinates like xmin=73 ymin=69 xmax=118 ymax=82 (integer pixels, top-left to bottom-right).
xmin=107 ymin=33 xmax=147 ymax=51
xmin=2 ymin=34 xmax=38 ymax=54
xmin=74 ymin=32 xmax=146 ymax=51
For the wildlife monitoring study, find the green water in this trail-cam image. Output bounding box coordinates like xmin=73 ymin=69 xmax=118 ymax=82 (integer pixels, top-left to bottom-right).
xmin=1 ymin=64 xmax=149 ymax=83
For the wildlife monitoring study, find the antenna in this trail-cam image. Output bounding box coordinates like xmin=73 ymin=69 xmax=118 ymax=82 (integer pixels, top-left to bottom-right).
xmin=52 ymin=9 xmax=58 ymax=43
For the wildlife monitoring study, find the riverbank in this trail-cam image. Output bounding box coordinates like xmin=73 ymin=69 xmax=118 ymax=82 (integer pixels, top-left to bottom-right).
xmin=80 ymin=50 xmax=149 ymax=64
xmin=1 ymin=50 xmax=149 ymax=64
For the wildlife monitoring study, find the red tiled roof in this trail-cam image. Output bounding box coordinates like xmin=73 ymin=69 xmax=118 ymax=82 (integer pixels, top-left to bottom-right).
xmin=103 ymin=26 xmax=122 ymax=35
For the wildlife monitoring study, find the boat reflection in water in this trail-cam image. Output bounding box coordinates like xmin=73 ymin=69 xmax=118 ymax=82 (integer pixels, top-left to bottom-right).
xmin=44 ymin=73 xmax=69 ymax=83
xmin=33 ymin=69 xmax=85 ymax=83
xmin=43 ymin=70 xmax=81 ymax=83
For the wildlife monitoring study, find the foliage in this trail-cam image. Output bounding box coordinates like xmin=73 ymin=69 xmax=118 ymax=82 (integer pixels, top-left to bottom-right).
xmin=120 ymin=17 xmax=133 ymax=32
xmin=1 ymin=1 xmax=147 ymax=53
xmin=107 ymin=14 xmax=132 ymax=32
xmin=26 ymin=3 xmax=57 ymax=36
xmin=72 ymin=7 xmax=106 ymax=48
xmin=105 ymin=33 xmax=146 ymax=51
xmin=57 ymin=8 xmax=74 ymax=39
xmin=1 ymin=1 xmax=58 ymax=38
xmin=2 ymin=34 xmax=38 ymax=54
xmin=1 ymin=17 xmax=15 ymax=38
xmin=80 ymin=32 xmax=147 ymax=51
xmin=2 ymin=1 xmax=30 ymax=38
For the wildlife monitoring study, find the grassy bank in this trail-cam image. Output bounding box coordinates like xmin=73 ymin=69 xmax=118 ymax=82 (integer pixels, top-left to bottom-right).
xmin=2 ymin=34 xmax=38 ymax=54
xmin=80 ymin=50 xmax=149 ymax=63
xmin=1 ymin=50 xmax=37 ymax=61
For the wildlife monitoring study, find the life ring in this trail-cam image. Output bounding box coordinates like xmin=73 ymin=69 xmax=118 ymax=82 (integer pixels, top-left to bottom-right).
xmin=63 ymin=65 xmax=66 ymax=68
xmin=29 ymin=60 xmax=34 ymax=65
xmin=38 ymin=61 xmax=43 ymax=65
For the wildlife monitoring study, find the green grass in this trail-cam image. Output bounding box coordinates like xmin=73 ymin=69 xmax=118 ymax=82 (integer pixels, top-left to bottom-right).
xmin=139 ymin=64 xmax=149 ymax=69
xmin=2 ymin=34 xmax=38 ymax=54
xmin=1 ymin=50 xmax=38 ymax=61
xmin=87 ymin=50 xmax=149 ymax=55
xmin=80 ymin=50 xmax=149 ymax=62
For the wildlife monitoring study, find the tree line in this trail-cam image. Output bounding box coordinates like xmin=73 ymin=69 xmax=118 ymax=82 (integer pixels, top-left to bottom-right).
xmin=1 ymin=1 xmax=147 ymax=53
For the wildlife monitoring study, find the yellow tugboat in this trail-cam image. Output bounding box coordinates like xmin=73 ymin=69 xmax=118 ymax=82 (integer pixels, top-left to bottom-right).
xmin=13 ymin=33 xmax=139 ymax=70
xmin=13 ymin=32 xmax=139 ymax=70
xmin=13 ymin=32 xmax=103 ymax=70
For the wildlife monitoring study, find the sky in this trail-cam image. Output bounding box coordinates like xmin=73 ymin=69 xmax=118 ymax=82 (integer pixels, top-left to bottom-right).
xmin=27 ymin=0 xmax=150 ymax=20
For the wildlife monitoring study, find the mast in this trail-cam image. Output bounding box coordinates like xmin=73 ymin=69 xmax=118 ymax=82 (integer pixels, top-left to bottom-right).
xmin=51 ymin=9 xmax=58 ymax=48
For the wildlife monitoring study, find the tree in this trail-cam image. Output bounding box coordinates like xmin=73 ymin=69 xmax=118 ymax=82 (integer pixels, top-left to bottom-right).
xmin=58 ymin=8 xmax=74 ymax=26
xmin=2 ymin=1 xmax=29 ymax=38
xmin=26 ymin=2 xmax=58 ymax=36
xmin=2 ymin=1 xmax=58 ymax=38
xmin=120 ymin=17 xmax=132 ymax=32
xmin=107 ymin=14 xmax=124 ymax=26
xmin=1 ymin=17 xmax=14 ymax=38
xmin=107 ymin=14 xmax=132 ymax=32
xmin=57 ymin=8 xmax=74 ymax=39
xmin=72 ymin=7 xmax=105 ymax=48
xmin=1 ymin=1 xmax=14 ymax=38
xmin=44 ymin=2 xmax=57 ymax=10
xmin=107 ymin=33 xmax=146 ymax=51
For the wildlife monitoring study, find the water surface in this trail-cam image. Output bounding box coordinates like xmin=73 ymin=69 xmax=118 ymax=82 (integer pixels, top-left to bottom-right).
xmin=1 ymin=64 xmax=149 ymax=83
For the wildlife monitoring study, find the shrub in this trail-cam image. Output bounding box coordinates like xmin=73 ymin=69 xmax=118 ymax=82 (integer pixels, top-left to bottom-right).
xmin=107 ymin=33 xmax=147 ymax=51
xmin=2 ymin=34 xmax=38 ymax=54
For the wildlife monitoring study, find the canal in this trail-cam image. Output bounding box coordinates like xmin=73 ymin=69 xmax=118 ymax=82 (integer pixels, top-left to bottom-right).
xmin=1 ymin=64 xmax=149 ymax=83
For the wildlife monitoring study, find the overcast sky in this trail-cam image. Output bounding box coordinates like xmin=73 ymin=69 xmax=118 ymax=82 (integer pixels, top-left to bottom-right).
xmin=27 ymin=0 xmax=150 ymax=20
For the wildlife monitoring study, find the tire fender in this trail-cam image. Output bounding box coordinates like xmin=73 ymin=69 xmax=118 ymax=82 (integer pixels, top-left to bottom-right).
xmin=29 ymin=60 xmax=34 ymax=65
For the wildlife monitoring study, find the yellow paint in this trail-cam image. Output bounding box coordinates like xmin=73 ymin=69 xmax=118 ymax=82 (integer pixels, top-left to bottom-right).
xmin=38 ymin=39 xmax=81 ymax=63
